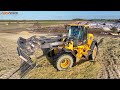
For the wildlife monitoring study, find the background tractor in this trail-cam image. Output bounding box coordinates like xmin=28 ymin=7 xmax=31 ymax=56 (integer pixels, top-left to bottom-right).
xmin=17 ymin=23 xmax=98 ymax=71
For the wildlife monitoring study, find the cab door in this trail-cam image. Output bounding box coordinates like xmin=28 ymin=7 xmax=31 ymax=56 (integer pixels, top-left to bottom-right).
xmin=83 ymin=27 xmax=88 ymax=44
xmin=78 ymin=26 xmax=88 ymax=45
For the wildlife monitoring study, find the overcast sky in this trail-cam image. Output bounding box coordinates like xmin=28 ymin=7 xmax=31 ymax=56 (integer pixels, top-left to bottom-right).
xmin=0 ymin=11 xmax=120 ymax=20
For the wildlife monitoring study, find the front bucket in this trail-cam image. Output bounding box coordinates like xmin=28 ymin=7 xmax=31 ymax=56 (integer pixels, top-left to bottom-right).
xmin=19 ymin=60 xmax=36 ymax=78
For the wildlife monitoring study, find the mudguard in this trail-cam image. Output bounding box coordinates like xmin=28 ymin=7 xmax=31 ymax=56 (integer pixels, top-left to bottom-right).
xmin=62 ymin=48 xmax=76 ymax=59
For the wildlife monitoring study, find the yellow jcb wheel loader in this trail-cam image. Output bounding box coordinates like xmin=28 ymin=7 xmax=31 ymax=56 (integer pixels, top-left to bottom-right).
xmin=17 ymin=23 xmax=98 ymax=71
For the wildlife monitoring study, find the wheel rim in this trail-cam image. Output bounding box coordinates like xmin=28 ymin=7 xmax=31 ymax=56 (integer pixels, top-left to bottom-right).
xmin=60 ymin=58 xmax=71 ymax=69
xmin=92 ymin=46 xmax=97 ymax=59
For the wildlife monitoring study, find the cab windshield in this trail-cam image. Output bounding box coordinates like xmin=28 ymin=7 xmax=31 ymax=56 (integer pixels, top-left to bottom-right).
xmin=68 ymin=26 xmax=83 ymax=39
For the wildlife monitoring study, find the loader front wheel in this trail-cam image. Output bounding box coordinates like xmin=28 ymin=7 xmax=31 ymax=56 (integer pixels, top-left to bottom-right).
xmin=55 ymin=54 xmax=74 ymax=71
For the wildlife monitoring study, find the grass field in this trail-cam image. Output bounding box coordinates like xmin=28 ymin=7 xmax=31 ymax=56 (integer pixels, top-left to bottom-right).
xmin=0 ymin=20 xmax=74 ymax=26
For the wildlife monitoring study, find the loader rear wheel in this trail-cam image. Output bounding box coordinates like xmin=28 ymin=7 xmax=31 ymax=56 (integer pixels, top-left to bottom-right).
xmin=89 ymin=45 xmax=98 ymax=61
xmin=92 ymin=45 xmax=98 ymax=60
xmin=55 ymin=54 xmax=74 ymax=71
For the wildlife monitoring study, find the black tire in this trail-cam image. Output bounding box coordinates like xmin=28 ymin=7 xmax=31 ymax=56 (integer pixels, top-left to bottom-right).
xmin=47 ymin=50 xmax=55 ymax=58
xmin=88 ymin=44 xmax=98 ymax=61
xmin=54 ymin=54 xmax=74 ymax=71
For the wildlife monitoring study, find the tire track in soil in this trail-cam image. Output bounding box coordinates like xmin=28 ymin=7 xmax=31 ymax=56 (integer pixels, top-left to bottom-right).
xmin=0 ymin=68 xmax=20 ymax=79
xmin=96 ymin=36 xmax=120 ymax=79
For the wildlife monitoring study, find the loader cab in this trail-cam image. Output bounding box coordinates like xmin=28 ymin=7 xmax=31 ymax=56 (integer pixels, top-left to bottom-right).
xmin=67 ymin=25 xmax=88 ymax=46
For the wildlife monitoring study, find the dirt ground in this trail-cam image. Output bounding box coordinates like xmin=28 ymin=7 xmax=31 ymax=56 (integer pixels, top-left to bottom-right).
xmin=0 ymin=23 xmax=120 ymax=79
xmin=96 ymin=36 xmax=120 ymax=79
xmin=0 ymin=32 xmax=101 ymax=79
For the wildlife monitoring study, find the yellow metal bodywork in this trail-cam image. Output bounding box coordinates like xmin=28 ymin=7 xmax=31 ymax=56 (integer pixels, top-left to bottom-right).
xmin=64 ymin=33 xmax=94 ymax=59
xmin=67 ymin=23 xmax=89 ymax=28
xmin=65 ymin=40 xmax=74 ymax=51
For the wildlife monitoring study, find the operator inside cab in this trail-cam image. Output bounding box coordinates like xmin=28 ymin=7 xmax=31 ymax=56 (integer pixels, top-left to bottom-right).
xmin=68 ymin=25 xmax=86 ymax=46
xmin=73 ymin=27 xmax=80 ymax=37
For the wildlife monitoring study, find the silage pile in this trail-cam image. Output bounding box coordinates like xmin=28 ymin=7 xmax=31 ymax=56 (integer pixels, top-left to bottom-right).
xmin=18 ymin=31 xmax=30 ymax=35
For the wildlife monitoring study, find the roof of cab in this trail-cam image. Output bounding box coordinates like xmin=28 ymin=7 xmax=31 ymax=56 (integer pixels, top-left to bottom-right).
xmin=67 ymin=23 xmax=89 ymax=27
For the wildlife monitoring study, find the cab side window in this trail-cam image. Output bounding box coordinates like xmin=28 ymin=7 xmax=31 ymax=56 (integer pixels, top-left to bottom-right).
xmin=83 ymin=27 xmax=87 ymax=41
xmin=78 ymin=26 xmax=88 ymax=44
xmin=79 ymin=26 xmax=84 ymax=41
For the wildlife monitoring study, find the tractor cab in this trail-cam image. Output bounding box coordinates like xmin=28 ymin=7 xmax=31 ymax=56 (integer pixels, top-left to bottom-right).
xmin=66 ymin=24 xmax=89 ymax=46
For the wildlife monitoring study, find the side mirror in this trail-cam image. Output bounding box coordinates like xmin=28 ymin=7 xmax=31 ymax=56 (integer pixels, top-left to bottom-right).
xmin=65 ymin=24 xmax=71 ymax=30
xmin=65 ymin=25 xmax=70 ymax=31
xmin=78 ymin=26 xmax=81 ymax=28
